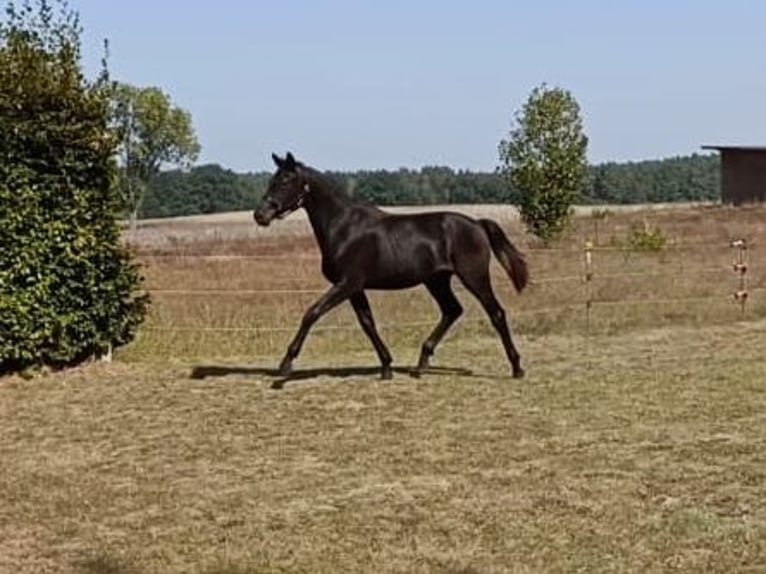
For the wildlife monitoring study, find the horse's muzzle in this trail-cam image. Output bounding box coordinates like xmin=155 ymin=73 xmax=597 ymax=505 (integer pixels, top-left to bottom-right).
xmin=253 ymin=207 xmax=275 ymax=227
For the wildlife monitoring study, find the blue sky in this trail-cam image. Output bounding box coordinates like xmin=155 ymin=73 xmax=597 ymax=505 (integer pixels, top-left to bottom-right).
xmin=76 ymin=1 xmax=766 ymax=172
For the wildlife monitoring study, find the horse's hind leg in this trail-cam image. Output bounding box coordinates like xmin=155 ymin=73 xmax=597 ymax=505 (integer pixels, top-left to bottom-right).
xmin=457 ymin=266 xmax=524 ymax=379
xmin=414 ymin=272 xmax=463 ymax=376
xmin=350 ymin=292 xmax=393 ymax=379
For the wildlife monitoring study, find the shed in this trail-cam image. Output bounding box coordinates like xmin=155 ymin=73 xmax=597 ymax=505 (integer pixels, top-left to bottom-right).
xmin=702 ymin=145 xmax=766 ymax=205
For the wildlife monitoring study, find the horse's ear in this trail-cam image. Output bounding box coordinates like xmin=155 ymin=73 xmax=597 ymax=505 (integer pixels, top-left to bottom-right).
xmin=272 ymin=153 xmax=284 ymax=168
xmin=285 ymin=152 xmax=296 ymax=170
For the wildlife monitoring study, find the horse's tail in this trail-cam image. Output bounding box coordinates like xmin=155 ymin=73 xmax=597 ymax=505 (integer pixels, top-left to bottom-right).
xmin=479 ymin=219 xmax=528 ymax=293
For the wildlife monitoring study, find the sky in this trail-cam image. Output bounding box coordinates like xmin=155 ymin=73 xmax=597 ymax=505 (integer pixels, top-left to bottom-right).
xmin=74 ymin=0 xmax=766 ymax=172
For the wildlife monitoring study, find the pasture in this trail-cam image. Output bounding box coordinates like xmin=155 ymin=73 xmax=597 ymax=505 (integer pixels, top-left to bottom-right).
xmin=2 ymin=204 xmax=766 ymax=573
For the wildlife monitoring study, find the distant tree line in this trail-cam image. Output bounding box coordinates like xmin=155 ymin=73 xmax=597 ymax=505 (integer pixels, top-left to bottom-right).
xmin=142 ymin=164 xmax=270 ymax=218
xmin=589 ymin=153 xmax=719 ymax=204
xmin=140 ymin=153 xmax=719 ymax=218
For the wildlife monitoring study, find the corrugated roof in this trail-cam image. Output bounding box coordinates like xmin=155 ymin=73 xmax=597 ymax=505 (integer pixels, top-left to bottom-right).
xmin=702 ymin=145 xmax=766 ymax=152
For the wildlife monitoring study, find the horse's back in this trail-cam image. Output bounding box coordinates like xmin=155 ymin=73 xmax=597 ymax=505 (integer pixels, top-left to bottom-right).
xmin=333 ymin=210 xmax=489 ymax=289
xmin=383 ymin=210 xmax=489 ymax=257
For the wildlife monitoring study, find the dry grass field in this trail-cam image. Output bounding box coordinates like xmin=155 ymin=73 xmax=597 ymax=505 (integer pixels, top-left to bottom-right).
xmin=124 ymin=202 xmax=766 ymax=363
xmin=2 ymin=203 xmax=766 ymax=573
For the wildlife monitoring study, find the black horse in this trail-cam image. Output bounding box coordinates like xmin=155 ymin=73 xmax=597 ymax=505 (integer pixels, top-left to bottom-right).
xmin=254 ymin=153 xmax=529 ymax=380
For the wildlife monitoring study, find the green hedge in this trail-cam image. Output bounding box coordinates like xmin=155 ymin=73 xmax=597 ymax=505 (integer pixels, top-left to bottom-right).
xmin=0 ymin=4 xmax=148 ymax=373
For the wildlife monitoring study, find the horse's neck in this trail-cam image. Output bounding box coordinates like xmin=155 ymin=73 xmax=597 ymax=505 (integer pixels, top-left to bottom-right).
xmin=302 ymin=173 xmax=351 ymax=255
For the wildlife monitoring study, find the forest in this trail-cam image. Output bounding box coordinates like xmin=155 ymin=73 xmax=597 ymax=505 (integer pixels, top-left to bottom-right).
xmin=140 ymin=153 xmax=720 ymax=218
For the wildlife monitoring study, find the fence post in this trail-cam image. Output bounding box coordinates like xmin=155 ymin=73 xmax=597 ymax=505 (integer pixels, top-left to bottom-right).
xmin=584 ymin=240 xmax=594 ymax=334
xmin=731 ymin=239 xmax=749 ymax=316
xmin=98 ymin=343 xmax=113 ymax=363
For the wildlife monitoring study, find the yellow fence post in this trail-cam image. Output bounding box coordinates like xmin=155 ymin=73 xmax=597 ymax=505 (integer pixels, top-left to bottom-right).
xmin=731 ymin=239 xmax=749 ymax=316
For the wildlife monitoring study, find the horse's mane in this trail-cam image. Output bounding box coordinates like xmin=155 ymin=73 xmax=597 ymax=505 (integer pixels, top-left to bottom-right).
xmin=299 ymin=164 xmax=360 ymax=206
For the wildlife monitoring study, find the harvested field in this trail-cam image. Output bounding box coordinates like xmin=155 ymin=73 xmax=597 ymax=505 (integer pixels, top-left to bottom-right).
xmin=2 ymin=203 xmax=766 ymax=573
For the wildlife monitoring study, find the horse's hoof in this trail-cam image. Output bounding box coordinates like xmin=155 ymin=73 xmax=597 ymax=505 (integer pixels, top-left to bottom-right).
xmin=409 ymin=369 xmax=422 ymax=379
xmin=277 ymin=361 xmax=292 ymax=378
xmin=512 ymin=367 xmax=525 ymax=379
xmin=381 ymin=367 xmax=393 ymax=380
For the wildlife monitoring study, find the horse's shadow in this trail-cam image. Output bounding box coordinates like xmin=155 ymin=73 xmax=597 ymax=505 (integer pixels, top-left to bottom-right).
xmin=190 ymin=364 xmax=490 ymax=389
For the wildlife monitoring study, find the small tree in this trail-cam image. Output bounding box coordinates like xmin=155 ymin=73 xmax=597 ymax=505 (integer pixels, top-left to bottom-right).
xmin=110 ymin=82 xmax=200 ymax=229
xmin=0 ymin=0 xmax=148 ymax=373
xmin=499 ymin=84 xmax=588 ymax=245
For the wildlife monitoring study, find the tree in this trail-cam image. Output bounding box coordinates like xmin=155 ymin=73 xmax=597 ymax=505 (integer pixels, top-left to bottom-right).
xmin=0 ymin=0 xmax=148 ymax=373
xmin=499 ymin=84 xmax=589 ymax=244
xmin=110 ymin=82 xmax=200 ymax=228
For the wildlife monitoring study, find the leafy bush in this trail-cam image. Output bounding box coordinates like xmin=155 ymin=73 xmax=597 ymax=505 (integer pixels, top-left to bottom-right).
xmin=0 ymin=1 xmax=148 ymax=374
xmin=629 ymin=219 xmax=668 ymax=252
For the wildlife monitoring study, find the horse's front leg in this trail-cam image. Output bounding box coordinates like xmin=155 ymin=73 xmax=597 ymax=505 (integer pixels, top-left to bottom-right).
xmin=278 ymin=281 xmax=356 ymax=378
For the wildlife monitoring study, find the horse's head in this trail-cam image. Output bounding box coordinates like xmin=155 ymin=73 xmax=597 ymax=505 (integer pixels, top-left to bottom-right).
xmin=254 ymin=152 xmax=309 ymax=226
